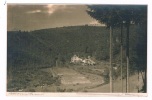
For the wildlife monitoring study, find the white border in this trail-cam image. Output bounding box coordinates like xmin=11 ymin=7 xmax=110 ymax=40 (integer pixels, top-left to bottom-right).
xmin=6 ymin=92 xmax=147 ymax=97
xmin=1 ymin=0 xmax=152 ymax=100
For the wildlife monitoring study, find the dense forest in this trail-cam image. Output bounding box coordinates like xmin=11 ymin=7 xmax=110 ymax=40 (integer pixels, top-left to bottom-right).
xmin=8 ymin=24 xmax=146 ymax=71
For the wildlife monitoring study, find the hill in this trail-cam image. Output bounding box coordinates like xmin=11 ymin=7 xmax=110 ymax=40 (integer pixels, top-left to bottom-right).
xmin=7 ymin=25 xmax=146 ymax=92
xmin=8 ymin=25 xmax=142 ymax=70
xmin=8 ymin=26 xmax=109 ymax=69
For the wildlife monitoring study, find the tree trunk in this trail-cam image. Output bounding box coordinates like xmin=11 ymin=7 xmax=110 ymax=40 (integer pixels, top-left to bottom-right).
xmin=120 ymin=23 xmax=123 ymax=92
xmin=56 ymin=60 xmax=58 ymax=67
xmin=144 ymin=68 xmax=147 ymax=92
xmin=109 ymin=26 xmax=113 ymax=92
xmin=144 ymin=24 xmax=147 ymax=93
xmin=126 ymin=23 xmax=130 ymax=93
xmin=138 ymin=68 xmax=139 ymax=92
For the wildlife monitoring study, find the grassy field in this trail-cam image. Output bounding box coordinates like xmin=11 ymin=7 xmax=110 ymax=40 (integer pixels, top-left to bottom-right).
xmin=7 ymin=64 xmax=143 ymax=92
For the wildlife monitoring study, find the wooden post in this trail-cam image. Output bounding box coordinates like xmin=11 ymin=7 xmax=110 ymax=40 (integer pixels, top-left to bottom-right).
xmin=120 ymin=23 xmax=123 ymax=92
xmin=109 ymin=26 xmax=113 ymax=92
xmin=126 ymin=23 xmax=130 ymax=93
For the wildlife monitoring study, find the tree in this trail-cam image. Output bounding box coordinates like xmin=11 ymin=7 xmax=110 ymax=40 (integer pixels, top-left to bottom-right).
xmin=87 ymin=5 xmax=121 ymax=92
xmin=87 ymin=5 xmax=147 ymax=93
xmin=133 ymin=6 xmax=147 ymax=92
xmin=120 ymin=5 xmax=147 ymax=92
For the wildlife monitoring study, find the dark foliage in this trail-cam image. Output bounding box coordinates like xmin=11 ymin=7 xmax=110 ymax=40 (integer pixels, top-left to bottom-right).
xmin=7 ymin=25 xmax=146 ymax=71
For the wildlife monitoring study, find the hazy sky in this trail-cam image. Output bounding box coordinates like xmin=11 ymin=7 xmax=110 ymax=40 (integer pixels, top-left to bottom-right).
xmin=7 ymin=4 xmax=101 ymax=31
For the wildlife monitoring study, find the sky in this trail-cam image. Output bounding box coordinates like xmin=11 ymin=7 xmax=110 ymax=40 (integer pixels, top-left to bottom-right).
xmin=7 ymin=4 xmax=102 ymax=31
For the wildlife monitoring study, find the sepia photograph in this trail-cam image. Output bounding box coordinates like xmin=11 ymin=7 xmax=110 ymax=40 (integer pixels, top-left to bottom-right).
xmin=7 ymin=4 xmax=147 ymax=95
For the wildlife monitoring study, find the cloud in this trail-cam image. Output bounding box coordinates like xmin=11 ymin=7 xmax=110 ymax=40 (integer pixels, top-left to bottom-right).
xmin=25 ymin=5 xmax=82 ymax=15
xmin=26 ymin=10 xmax=41 ymax=14
xmin=45 ymin=4 xmax=67 ymax=15
xmin=7 ymin=5 xmax=95 ymax=31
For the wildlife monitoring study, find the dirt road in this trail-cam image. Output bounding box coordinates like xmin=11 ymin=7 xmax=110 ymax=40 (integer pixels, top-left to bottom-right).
xmin=22 ymin=66 xmax=143 ymax=93
xmin=52 ymin=67 xmax=104 ymax=92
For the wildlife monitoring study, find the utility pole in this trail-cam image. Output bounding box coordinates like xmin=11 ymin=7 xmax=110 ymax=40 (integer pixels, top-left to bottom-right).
xmin=109 ymin=26 xmax=113 ymax=92
xmin=126 ymin=23 xmax=130 ymax=93
xmin=120 ymin=23 xmax=123 ymax=92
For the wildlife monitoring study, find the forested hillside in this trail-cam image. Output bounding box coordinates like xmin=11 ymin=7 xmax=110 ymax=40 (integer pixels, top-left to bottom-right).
xmin=7 ymin=25 xmax=145 ymax=70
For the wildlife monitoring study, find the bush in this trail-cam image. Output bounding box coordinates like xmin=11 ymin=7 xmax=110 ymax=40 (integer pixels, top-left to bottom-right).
xmin=29 ymin=88 xmax=36 ymax=92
